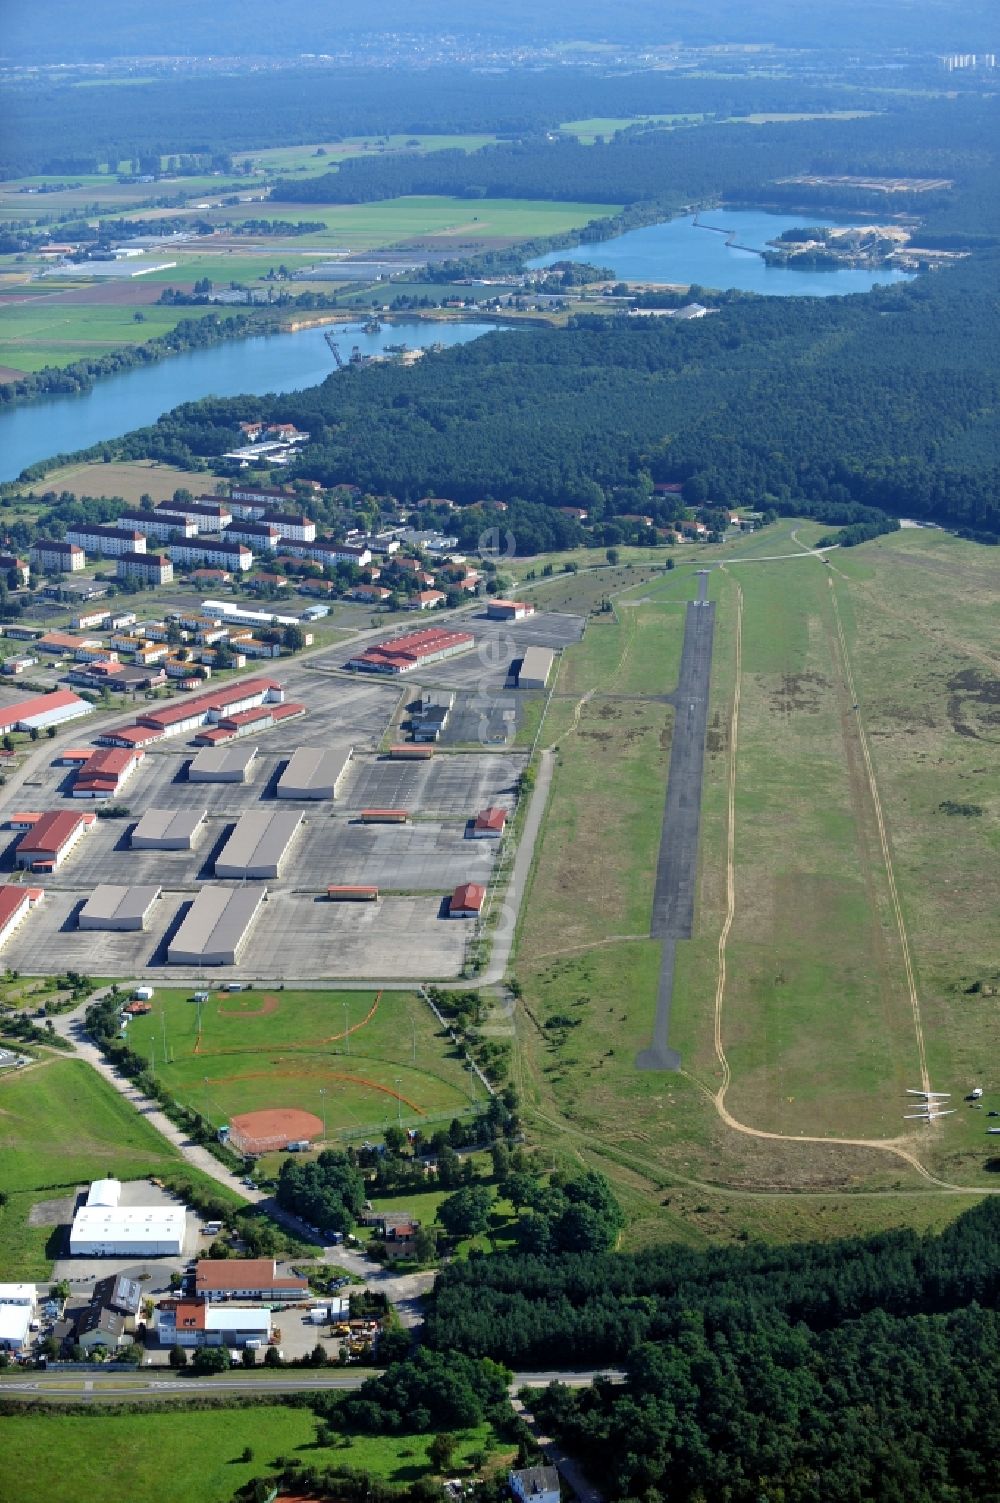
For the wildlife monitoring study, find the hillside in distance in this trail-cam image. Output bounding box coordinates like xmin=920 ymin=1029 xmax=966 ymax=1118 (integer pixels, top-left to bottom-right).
xmin=4 ymin=0 xmax=997 ymax=62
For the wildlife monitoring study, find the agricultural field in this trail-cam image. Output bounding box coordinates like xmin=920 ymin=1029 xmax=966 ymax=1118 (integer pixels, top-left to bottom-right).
xmin=513 ymin=528 xmax=999 ymax=1246
xmin=0 ymin=1055 xmax=239 ymax=1278
xmin=124 ymin=987 xmax=480 ymax=1145
xmin=559 ymin=115 xmax=703 ymax=141
xmin=248 ymin=132 xmax=502 ymax=177
xmin=9 ymin=458 xmax=213 ymax=504
xmin=0 ymin=300 xmax=220 ymax=374
xmin=0 ymin=1407 xmax=504 ymax=1503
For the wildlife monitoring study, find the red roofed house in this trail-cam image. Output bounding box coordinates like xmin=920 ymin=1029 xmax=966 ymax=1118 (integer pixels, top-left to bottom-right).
xmin=194 ymin=1258 xmax=308 ymax=1302
xmin=409 ymin=590 xmax=445 ymax=611
xmin=449 ymin=882 xmax=486 ymax=918
xmin=472 ymin=807 xmax=507 ymax=839
xmin=486 ymin=600 xmax=535 ymax=621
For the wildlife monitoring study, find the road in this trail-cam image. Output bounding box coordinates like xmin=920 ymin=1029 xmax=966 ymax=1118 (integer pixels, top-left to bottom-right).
xmin=0 ymin=1367 xmax=625 ymax=1404
xmin=637 ymin=570 xmax=715 ymax=1072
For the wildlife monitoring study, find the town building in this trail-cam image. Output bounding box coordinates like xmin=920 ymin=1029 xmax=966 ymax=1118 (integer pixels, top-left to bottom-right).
xmin=260 ymin=511 xmax=316 ymax=542
xmin=155 ymin=499 xmax=232 ymax=530
xmin=194 ymin=1259 xmax=308 ymax=1303
xmin=509 ymin=1467 xmax=561 ymax=1503
xmin=117 ymin=551 xmax=174 ymax=586
xmin=410 ymin=691 xmax=455 ymax=742
xmin=410 ymin=589 xmax=446 ymax=611
xmin=64 ymin=525 xmax=147 ymax=559
xmin=117 ymin=509 xmax=197 ymax=542
xmin=30 ymin=539 xmax=85 ymax=572
xmin=226 ymin=520 xmax=281 ymax=552
xmin=168 ymin=539 xmax=253 ymax=572
xmin=0 ymin=554 xmax=29 ymax=586
xmin=156 ymin=1299 xmax=271 ymax=1349
xmin=347 ymin=626 xmax=474 ymax=675
xmin=167 ymin=885 xmax=267 ymax=966
xmin=282 ymin=540 xmax=372 ymax=569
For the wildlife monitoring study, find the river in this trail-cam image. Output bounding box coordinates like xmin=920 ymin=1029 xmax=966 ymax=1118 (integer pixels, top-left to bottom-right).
xmin=0 ymin=319 xmax=500 ymax=484
xmin=528 ymin=209 xmax=915 ymax=297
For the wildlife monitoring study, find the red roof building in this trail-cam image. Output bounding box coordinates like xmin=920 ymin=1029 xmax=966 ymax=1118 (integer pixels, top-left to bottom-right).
xmin=14 ymin=810 xmax=94 ymax=870
xmin=450 ymin=882 xmax=486 ymax=917
xmin=472 ymin=807 xmax=507 ymax=838
xmin=347 ymin=627 xmax=473 ymax=676
xmin=71 ymin=746 xmax=144 ymax=799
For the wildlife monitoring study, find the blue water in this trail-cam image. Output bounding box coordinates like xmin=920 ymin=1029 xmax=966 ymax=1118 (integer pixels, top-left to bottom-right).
xmin=528 ymin=210 xmax=915 ymax=298
xmin=0 ymin=319 xmax=500 ymax=483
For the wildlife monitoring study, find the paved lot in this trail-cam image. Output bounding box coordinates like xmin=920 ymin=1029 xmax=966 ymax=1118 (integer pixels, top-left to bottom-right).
xmin=339 ymin=751 xmax=524 ymax=815
xmin=438 ymin=688 xmax=529 ymax=746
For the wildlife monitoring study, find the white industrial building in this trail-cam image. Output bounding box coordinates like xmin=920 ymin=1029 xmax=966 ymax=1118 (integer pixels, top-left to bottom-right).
xmin=201 ymin=598 xmax=300 ymax=629
xmin=69 ymin=1186 xmax=186 ymax=1256
xmin=0 ymin=1302 xmax=33 ymax=1352
xmin=277 ymin=747 xmax=352 ymax=800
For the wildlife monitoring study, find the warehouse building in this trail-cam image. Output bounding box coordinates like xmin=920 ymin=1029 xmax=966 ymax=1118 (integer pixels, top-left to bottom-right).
xmin=97 ymin=724 xmax=163 ymax=751
xmin=360 ymin=809 xmax=409 ymax=824
xmin=86 ymin=1178 xmax=122 ymax=1208
xmin=215 ymin=809 xmax=303 ymax=879
xmin=347 ymin=625 xmax=474 ymax=675
xmin=167 ymin=885 xmax=267 ymax=966
xmin=388 ymin=743 xmax=433 ymax=760
xmin=327 ymin=884 xmax=379 ymax=900
xmin=517 ymin=646 xmax=555 ymax=690
xmin=192 ymin=701 xmax=304 ymax=745
xmin=69 ymin=1201 xmax=186 ymax=1257
xmin=410 ymin=691 xmax=455 ymax=742
xmin=15 ymin=810 xmax=94 ymax=871
xmin=486 ymin=599 xmax=535 ymax=621
xmin=156 ymin=1299 xmax=271 ymax=1349
xmin=0 ymin=1301 xmax=33 ymax=1354
xmin=78 ymin=884 xmax=161 ymax=931
xmin=131 ymin=808 xmax=207 ymax=850
xmin=135 ymin=678 xmax=284 ymax=740
xmin=277 ymin=747 xmax=352 ymax=800
xmin=71 ymin=746 xmax=144 ymax=799
xmin=0 ymin=885 xmax=43 ymax=951
xmin=188 ymin=744 xmax=258 ymax=782
xmin=0 ymin=688 xmax=94 ymax=736
xmin=195 ymin=1258 xmax=308 ymax=1303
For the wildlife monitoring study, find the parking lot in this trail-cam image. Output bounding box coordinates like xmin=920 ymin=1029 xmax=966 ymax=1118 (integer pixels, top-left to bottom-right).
xmin=0 ymin=656 xmax=517 ymax=981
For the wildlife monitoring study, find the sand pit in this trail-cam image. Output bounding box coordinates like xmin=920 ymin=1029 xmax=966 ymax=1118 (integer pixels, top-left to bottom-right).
xmin=228 ymin=1106 xmax=323 ymax=1152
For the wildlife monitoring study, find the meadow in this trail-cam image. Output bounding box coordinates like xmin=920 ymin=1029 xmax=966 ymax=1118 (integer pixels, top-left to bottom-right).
xmin=0 ymin=1056 xmax=240 ymax=1278
xmin=124 ymin=987 xmax=479 ymax=1143
xmin=511 ymin=527 xmax=999 ymax=1245
xmin=0 ymin=301 xmax=220 ymax=373
xmin=0 ymin=1406 xmax=504 ymax=1503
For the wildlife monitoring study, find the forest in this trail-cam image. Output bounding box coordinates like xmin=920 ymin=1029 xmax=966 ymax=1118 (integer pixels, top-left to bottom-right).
xmin=0 ymin=68 xmax=941 ymax=182
xmin=420 ymin=1199 xmax=1000 ymax=1502
xmin=78 ymin=242 xmax=1000 ymax=540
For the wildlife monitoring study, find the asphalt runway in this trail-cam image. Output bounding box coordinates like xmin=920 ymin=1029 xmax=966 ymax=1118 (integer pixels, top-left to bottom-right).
xmin=637 ymin=571 xmax=715 ymax=1072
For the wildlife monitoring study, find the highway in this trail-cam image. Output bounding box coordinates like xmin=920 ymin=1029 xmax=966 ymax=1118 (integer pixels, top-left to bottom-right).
xmin=0 ymin=1367 xmax=625 ymax=1404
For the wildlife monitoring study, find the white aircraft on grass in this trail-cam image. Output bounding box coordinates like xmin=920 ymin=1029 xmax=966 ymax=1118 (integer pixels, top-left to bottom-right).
xmin=906 ymin=1089 xmax=951 ymax=1099
xmin=904 ymin=1109 xmax=956 ymax=1120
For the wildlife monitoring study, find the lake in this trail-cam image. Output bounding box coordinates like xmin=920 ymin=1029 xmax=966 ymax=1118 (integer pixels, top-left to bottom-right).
xmin=0 ymin=319 xmax=500 ymax=483
xmin=528 ymin=209 xmax=916 ymax=297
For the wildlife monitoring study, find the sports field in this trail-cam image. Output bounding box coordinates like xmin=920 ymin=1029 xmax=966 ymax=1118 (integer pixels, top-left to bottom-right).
xmin=0 ymin=1056 xmax=239 ymax=1278
xmin=124 ymin=987 xmax=479 ymax=1144
xmin=513 ymin=527 xmax=998 ymax=1245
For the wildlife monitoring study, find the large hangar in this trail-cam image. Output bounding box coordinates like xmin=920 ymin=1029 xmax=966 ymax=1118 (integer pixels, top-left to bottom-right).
xmin=188 ymin=745 xmax=258 ymax=783
xmin=214 ymin=809 xmax=303 ymax=880
xmin=131 ymin=809 xmax=207 ymax=850
xmin=167 ymin=886 xmax=266 ymax=966
xmin=78 ymin=884 xmax=161 ymax=932
xmin=69 ymin=1204 xmax=185 ymax=1257
xmin=276 ymin=747 xmax=352 ymax=801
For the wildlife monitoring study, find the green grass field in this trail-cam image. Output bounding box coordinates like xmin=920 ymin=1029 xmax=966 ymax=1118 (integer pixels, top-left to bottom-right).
xmin=124 ymin=987 xmax=479 ymax=1144
xmin=0 ymin=1056 xmax=241 ymax=1278
xmin=559 ymin=115 xmax=703 ymax=142
xmin=511 ymin=526 xmax=998 ymax=1244
xmin=0 ymin=301 xmax=220 ymax=373
xmin=249 ymin=133 xmax=501 ymax=177
xmin=0 ymin=1407 xmax=503 ymax=1503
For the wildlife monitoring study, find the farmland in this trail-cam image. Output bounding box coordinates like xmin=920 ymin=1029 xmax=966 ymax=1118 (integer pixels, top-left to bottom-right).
xmin=0 ymin=1056 xmax=240 ymax=1278
xmin=513 ymin=529 xmax=999 ymax=1245
xmin=124 ymin=987 xmax=479 ymax=1144
xmin=0 ymin=1407 xmax=503 ymax=1503
xmin=0 ymin=300 xmax=220 ymax=373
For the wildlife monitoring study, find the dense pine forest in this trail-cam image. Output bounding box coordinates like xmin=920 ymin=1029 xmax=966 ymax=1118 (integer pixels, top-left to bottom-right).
xmin=78 ymin=245 xmax=1000 ymax=540
xmin=423 ymin=1199 xmax=1000 ymax=1503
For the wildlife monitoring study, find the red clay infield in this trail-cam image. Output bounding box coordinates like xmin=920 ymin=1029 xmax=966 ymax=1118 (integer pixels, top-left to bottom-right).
xmin=230 ymin=1107 xmax=323 ymax=1143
